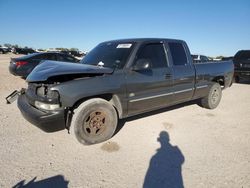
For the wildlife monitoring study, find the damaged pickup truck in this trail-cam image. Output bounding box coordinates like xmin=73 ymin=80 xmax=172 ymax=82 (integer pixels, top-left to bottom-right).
xmin=7 ymin=38 xmax=234 ymax=145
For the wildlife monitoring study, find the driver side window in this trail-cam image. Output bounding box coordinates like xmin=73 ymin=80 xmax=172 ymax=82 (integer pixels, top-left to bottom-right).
xmin=136 ymin=43 xmax=168 ymax=68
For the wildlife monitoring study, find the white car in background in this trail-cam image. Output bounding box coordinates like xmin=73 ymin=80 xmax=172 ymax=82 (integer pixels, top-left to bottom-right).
xmin=192 ymin=54 xmax=210 ymax=63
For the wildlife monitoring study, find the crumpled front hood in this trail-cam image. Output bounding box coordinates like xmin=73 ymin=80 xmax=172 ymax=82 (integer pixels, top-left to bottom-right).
xmin=26 ymin=60 xmax=113 ymax=82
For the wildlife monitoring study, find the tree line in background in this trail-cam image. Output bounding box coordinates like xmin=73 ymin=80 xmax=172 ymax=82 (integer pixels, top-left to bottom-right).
xmin=0 ymin=43 xmax=80 ymax=52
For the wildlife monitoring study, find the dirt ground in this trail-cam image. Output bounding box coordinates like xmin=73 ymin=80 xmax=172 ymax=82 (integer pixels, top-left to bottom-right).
xmin=0 ymin=54 xmax=249 ymax=188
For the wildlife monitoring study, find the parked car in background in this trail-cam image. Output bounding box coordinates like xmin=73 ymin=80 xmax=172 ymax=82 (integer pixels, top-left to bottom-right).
xmin=221 ymin=56 xmax=233 ymax=61
xmin=192 ymin=54 xmax=210 ymax=63
xmin=12 ymin=47 xmax=36 ymax=55
xmin=35 ymin=49 xmax=46 ymax=53
xmin=0 ymin=47 xmax=9 ymax=54
xmin=68 ymin=50 xmax=85 ymax=57
xmin=233 ymin=50 xmax=250 ymax=82
xmin=57 ymin=50 xmax=85 ymax=57
xmin=9 ymin=52 xmax=79 ymax=78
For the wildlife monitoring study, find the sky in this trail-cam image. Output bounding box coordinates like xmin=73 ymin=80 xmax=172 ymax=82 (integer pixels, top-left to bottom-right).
xmin=0 ymin=0 xmax=249 ymax=57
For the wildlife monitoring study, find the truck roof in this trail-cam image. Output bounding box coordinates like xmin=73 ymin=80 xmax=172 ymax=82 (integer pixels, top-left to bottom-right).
xmin=102 ymin=38 xmax=185 ymax=44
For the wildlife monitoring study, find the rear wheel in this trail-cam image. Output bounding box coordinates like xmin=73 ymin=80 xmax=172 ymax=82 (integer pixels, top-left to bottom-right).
xmin=71 ymin=98 xmax=118 ymax=145
xmin=200 ymin=83 xmax=222 ymax=109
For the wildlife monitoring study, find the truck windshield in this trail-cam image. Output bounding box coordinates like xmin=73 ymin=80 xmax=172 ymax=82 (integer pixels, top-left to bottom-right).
xmin=80 ymin=42 xmax=135 ymax=69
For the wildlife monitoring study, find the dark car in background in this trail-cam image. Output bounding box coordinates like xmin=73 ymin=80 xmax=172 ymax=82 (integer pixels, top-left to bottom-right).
xmin=12 ymin=47 xmax=36 ymax=55
xmin=9 ymin=52 xmax=79 ymax=78
xmin=233 ymin=50 xmax=250 ymax=82
xmin=59 ymin=50 xmax=85 ymax=57
xmin=221 ymin=56 xmax=233 ymax=61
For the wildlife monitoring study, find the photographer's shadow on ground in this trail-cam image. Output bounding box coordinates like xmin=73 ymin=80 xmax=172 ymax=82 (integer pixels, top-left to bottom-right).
xmin=143 ymin=131 xmax=185 ymax=188
xmin=12 ymin=175 xmax=68 ymax=188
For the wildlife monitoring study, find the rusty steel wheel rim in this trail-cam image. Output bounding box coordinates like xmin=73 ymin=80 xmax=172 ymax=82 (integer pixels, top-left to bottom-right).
xmin=211 ymin=88 xmax=220 ymax=105
xmin=83 ymin=110 xmax=107 ymax=136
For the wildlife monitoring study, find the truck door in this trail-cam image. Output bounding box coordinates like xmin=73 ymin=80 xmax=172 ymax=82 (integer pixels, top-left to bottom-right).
xmin=168 ymin=42 xmax=195 ymax=102
xmin=126 ymin=42 xmax=173 ymax=116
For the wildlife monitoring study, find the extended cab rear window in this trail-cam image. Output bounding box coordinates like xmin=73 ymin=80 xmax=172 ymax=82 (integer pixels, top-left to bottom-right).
xmin=169 ymin=42 xmax=188 ymax=66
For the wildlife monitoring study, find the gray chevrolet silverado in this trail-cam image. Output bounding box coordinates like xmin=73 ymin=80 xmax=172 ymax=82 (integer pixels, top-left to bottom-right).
xmin=7 ymin=38 xmax=234 ymax=145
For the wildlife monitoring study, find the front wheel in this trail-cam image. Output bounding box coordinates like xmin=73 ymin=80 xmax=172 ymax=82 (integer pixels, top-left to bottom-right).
xmin=200 ymin=83 xmax=222 ymax=109
xmin=71 ymin=98 xmax=118 ymax=145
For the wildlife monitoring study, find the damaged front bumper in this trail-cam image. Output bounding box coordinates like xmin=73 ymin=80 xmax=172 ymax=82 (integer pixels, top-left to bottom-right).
xmin=17 ymin=94 xmax=66 ymax=132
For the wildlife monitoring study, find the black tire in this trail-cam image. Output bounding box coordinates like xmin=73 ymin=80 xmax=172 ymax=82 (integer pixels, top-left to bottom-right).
xmin=71 ymin=98 xmax=118 ymax=145
xmin=200 ymin=83 xmax=222 ymax=109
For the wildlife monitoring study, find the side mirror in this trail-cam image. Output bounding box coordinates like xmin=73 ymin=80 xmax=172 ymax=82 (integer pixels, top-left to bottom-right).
xmin=133 ymin=58 xmax=152 ymax=71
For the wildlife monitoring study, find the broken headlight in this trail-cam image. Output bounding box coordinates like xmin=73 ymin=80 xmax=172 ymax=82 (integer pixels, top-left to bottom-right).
xmin=36 ymin=86 xmax=59 ymax=99
xmin=36 ymin=86 xmax=45 ymax=97
xmin=46 ymin=89 xmax=59 ymax=99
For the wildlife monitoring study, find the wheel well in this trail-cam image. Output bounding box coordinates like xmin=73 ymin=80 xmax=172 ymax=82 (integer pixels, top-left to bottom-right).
xmin=72 ymin=94 xmax=123 ymax=118
xmin=212 ymin=76 xmax=225 ymax=86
